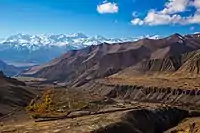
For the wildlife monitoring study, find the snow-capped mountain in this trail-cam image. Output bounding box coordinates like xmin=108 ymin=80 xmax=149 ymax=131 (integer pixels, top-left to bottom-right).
xmin=0 ymin=33 xmax=159 ymax=64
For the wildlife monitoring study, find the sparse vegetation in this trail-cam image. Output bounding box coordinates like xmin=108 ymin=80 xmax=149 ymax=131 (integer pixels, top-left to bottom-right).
xmin=25 ymin=88 xmax=108 ymax=118
xmin=26 ymin=89 xmax=54 ymax=115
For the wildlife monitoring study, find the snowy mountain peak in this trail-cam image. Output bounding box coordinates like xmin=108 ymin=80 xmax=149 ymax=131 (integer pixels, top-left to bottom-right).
xmin=0 ymin=33 xmax=161 ymax=51
xmin=66 ymin=33 xmax=88 ymax=38
xmin=0 ymin=33 xmax=160 ymax=63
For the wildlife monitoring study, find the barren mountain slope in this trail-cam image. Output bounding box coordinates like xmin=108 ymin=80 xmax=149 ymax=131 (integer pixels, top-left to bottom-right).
xmin=21 ymin=33 xmax=200 ymax=85
xmin=0 ymin=72 xmax=35 ymax=116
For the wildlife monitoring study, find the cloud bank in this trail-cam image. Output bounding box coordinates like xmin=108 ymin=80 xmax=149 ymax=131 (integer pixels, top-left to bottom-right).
xmin=131 ymin=0 xmax=200 ymax=26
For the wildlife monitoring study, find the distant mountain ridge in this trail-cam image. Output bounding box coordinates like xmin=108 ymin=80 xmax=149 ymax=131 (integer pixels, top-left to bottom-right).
xmin=0 ymin=60 xmax=21 ymax=76
xmin=0 ymin=33 xmax=159 ymax=64
xmin=21 ymin=33 xmax=200 ymax=86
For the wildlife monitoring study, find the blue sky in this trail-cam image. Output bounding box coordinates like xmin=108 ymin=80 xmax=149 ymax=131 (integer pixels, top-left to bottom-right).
xmin=0 ymin=0 xmax=200 ymax=38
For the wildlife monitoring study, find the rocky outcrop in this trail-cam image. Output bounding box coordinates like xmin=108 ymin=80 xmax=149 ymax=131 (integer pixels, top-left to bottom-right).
xmin=116 ymin=49 xmax=200 ymax=78
xmin=105 ymin=84 xmax=200 ymax=109
xmin=81 ymin=81 xmax=200 ymax=109
xmin=93 ymin=107 xmax=193 ymax=133
xmin=176 ymin=51 xmax=200 ymax=75
xmin=133 ymin=56 xmax=183 ymax=72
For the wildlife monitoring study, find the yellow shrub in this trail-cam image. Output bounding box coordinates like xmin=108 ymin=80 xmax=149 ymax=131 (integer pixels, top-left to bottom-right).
xmin=26 ymin=89 xmax=54 ymax=114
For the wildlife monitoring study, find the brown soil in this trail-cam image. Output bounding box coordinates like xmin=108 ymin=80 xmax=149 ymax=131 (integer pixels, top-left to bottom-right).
xmin=0 ymin=72 xmax=36 ymax=117
xmin=165 ymin=117 xmax=200 ymax=133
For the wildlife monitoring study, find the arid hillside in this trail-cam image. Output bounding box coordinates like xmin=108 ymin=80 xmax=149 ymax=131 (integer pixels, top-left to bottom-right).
xmin=0 ymin=71 xmax=35 ymax=116
xmin=12 ymin=33 xmax=200 ymax=133
xmin=21 ymin=33 xmax=200 ymax=86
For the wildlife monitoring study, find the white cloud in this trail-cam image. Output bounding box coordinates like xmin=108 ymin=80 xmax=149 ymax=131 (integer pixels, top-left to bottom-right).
xmin=132 ymin=10 xmax=184 ymax=26
xmin=186 ymin=12 xmax=200 ymax=24
xmin=194 ymin=0 xmax=200 ymax=8
xmin=161 ymin=0 xmax=189 ymax=14
xmin=97 ymin=1 xmax=118 ymax=14
xmin=145 ymin=10 xmax=183 ymax=25
xmin=131 ymin=18 xmax=143 ymax=25
xmin=193 ymin=0 xmax=200 ymax=12
xmin=131 ymin=0 xmax=200 ymax=26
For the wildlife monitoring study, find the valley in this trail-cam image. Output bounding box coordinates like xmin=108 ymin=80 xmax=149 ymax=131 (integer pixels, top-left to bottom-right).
xmin=1 ymin=33 xmax=200 ymax=133
xmin=2 ymin=0 xmax=200 ymax=132
xmin=1 ymin=79 xmax=200 ymax=133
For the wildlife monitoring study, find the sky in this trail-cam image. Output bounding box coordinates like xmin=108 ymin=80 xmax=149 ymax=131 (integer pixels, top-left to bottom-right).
xmin=0 ymin=0 xmax=200 ymax=38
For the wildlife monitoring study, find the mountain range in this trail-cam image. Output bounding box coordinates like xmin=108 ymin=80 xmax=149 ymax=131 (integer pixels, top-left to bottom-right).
xmin=21 ymin=33 xmax=200 ymax=86
xmin=0 ymin=33 xmax=159 ymax=64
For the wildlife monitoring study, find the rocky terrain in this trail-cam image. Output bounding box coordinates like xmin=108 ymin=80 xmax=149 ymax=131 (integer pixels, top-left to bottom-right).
xmin=0 ymin=84 xmax=199 ymax=133
xmin=81 ymin=81 xmax=200 ymax=110
xmin=21 ymin=33 xmax=200 ymax=86
xmin=0 ymin=71 xmax=36 ymax=117
xmin=2 ymin=33 xmax=200 ymax=133
xmin=1 ymin=103 xmax=200 ymax=133
xmin=94 ymin=108 xmax=192 ymax=133
xmin=165 ymin=117 xmax=200 ymax=133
